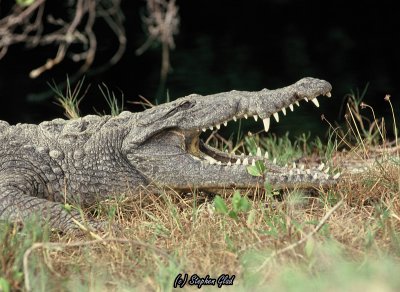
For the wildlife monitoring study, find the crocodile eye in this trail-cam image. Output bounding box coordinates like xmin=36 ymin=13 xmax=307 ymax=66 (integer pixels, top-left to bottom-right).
xmin=164 ymin=101 xmax=195 ymax=118
xmin=178 ymin=101 xmax=194 ymax=110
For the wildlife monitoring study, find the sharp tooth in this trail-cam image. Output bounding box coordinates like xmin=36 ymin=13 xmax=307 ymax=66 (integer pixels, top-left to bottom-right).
xmin=233 ymin=116 xmax=237 ymax=122
xmin=227 ymin=161 xmax=232 ymax=166
xmin=244 ymin=114 xmax=248 ymax=119
xmin=251 ymin=159 xmax=256 ymax=166
xmin=333 ymin=173 xmax=341 ymax=179
xmin=289 ymin=104 xmax=294 ymax=111
xmin=253 ymin=115 xmax=258 ymax=121
xmin=311 ymin=98 xmax=320 ymax=108
xmin=282 ymin=108 xmax=286 ymax=115
xmin=273 ymin=158 xmax=277 ymax=164
xmin=249 ymin=153 xmax=253 ymax=156
xmin=318 ymin=163 xmax=325 ymax=171
xmin=241 ymin=153 xmax=245 ymax=157
xmin=223 ymin=121 xmax=228 ymax=126
xmin=284 ymin=164 xmax=288 ymax=168
xmin=324 ymin=167 xmax=330 ymax=173
xmin=264 ymin=151 xmax=269 ymax=159
xmin=273 ymin=112 xmax=279 ymax=122
xmin=295 ymin=101 xmax=300 ymax=106
xmin=263 ymin=118 xmax=270 ymax=132
xmin=304 ymin=98 xmax=309 ymax=102
xmin=292 ymin=162 xmax=296 ymax=169
xmin=306 ymin=169 xmax=311 ymax=175
xmin=236 ymin=159 xmax=241 ymax=165
xmin=209 ymin=126 xmax=214 ymax=130
xmin=300 ymin=164 xmax=305 ymax=170
xmin=216 ymin=124 xmax=221 ymax=129
xmin=217 ymin=161 xmax=222 ymax=165
xmin=205 ymin=156 xmax=217 ymax=164
xmin=243 ymin=158 xmax=249 ymax=165
xmin=256 ymin=147 xmax=262 ymax=157
xmin=192 ymin=156 xmax=201 ymax=161
xmin=326 ymin=92 xmax=332 ymax=97
xmin=202 ymin=128 xmax=207 ymax=132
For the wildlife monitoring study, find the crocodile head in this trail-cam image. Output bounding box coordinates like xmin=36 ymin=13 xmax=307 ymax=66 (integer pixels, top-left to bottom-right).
xmin=122 ymin=77 xmax=338 ymax=190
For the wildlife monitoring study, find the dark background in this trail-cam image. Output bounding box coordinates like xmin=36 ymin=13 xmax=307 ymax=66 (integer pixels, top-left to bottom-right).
xmin=0 ymin=0 xmax=398 ymax=139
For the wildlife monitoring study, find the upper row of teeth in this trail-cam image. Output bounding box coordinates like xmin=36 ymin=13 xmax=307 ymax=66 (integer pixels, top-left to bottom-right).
xmin=201 ymin=93 xmax=331 ymax=133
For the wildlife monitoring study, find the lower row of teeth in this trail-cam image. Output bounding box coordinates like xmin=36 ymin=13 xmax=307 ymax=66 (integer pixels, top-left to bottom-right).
xmin=202 ymin=150 xmax=340 ymax=180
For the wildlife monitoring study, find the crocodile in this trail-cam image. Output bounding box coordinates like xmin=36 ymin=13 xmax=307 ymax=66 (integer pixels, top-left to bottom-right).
xmin=0 ymin=77 xmax=336 ymax=231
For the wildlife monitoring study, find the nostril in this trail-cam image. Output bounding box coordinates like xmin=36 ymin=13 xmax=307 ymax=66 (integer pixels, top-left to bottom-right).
xmin=293 ymin=92 xmax=301 ymax=100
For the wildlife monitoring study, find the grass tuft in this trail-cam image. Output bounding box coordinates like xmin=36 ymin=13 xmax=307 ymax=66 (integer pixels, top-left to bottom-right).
xmin=98 ymin=83 xmax=124 ymax=116
xmin=49 ymin=76 xmax=89 ymax=119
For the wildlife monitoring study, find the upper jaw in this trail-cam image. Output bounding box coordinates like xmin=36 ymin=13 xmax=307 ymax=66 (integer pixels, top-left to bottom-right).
xmin=194 ymin=81 xmax=332 ymax=134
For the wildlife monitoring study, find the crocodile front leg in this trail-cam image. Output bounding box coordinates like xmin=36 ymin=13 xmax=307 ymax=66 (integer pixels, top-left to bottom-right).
xmin=0 ymin=170 xmax=101 ymax=232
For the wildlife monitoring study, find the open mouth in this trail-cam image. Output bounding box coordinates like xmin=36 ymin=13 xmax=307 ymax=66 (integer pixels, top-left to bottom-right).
xmin=184 ymin=89 xmax=339 ymax=181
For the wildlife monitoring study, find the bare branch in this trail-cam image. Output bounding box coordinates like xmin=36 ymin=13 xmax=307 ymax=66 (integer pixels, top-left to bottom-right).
xmin=0 ymin=0 xmax=126 ymax=78
xmin=136 ymin=0 xmax=180 ymax=86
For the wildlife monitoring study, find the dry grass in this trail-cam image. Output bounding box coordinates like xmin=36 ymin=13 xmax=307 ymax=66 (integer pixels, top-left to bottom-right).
xmin=2 ymin=160 xmax=399 ymax=291
xmin=1 ymin=89 xmax=400 ymax=291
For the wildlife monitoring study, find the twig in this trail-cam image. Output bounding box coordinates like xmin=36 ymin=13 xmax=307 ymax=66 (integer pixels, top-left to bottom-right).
xmin=136 ymin=0 xmax=179 ymax=89
xmin=347 ymin=103 xmax=368 ymax=157
xmin=0 ymin=0 xmax=126 ymax=78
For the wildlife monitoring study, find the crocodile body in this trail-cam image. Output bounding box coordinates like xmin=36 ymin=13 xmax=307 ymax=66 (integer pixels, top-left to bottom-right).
xmin=0 ymin=77 xmax=335 ymax=230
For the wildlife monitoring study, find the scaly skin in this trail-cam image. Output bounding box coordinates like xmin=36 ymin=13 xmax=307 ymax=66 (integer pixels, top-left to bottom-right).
xmin=0 ymin=77 xmax=335 ymax=231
